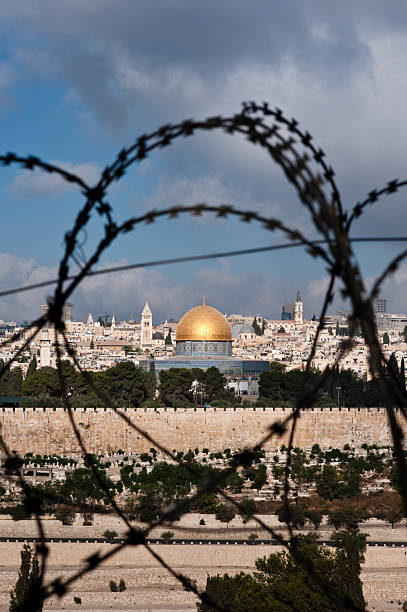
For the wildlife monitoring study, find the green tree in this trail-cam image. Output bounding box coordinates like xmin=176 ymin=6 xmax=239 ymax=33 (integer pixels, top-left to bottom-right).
xmin=252 ymin=317 xmax=262 ymax=335
xmin=386 ymin=353 xmax=407 ymax=408
xmin=159 ymin=368 xmax=195 ymax=406
xmin=105 ymin=361 xmax=148 ymax=406
xmin=197 ymin=532 xmax=366 ymax=611
xmin=9 ymin=544 xmax=43 ymax=612
xmin=382 ymin=332 xmax=390 ymax=345
xmin=331 ymin=530 xmax=367 ymax=611
xmin=328 ymin=507 xmax=361 ymax=530
xmin=276 ymin=503 xmax=306 ymax=529
xmin=225 ymin=471 xmax=244 ymax=493
xmin=26 ymin=357 xmax=37 ymax=379
xmin=55 ymin=506 xmax=75 ymax=525
xmin=134 ymin=488 xmax=164 ymax=523
xmin=246 ymin=464 xmax=267 ymax=491
xmin=165 ymin=328 xmax=173 ymax=345
xmin=103 ymin=529 xmax=118 ymax=543
xmin=238 ymin=498 xmax=256 ymax=522
xmin=401 ymin=357 xmax=406 ymax=391
xmin=258 ymin=361 xmax=285 ymax=401
xmin=0 ymin=361 xmax=23 ymax=396
xmin=277 ymin=326 xmax=286 ymax=333
xmin=204 ymin=367 xmax=234 ymax=403
xmin=316 ymin=465 xmax=345 ymax=500
xmin=147 ymin=361 xmax=156 ymax=399
xmin=215 ymin=503 xmax=235 ymax=526
xmin=305 ymin=509 xmax=323 ymax=530
xmin=61 ymin=455 xmax=115 ymax=504
xmin=378 ymin=506 xmax=403 ymax=528
xmin=22 ymin=361 xmax=79 ymax=398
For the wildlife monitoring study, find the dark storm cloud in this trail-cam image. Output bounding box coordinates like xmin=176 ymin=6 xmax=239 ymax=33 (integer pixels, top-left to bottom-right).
xmin=4 ymin=1 xmax=404 ymax=231
xmin=1 ymin=1 xmax=407 ymax=316
xmin=1 ymin=1 xmax=367 ymax=73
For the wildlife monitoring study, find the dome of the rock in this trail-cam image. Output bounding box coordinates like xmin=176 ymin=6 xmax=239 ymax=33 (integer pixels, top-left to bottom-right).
xmin=175 ymin=298 xmax=232 ymax=357
xmin=176 ymin=297 xmax=232 ymax=342
xmin=153 ymin=297 xmax=269 ymax=386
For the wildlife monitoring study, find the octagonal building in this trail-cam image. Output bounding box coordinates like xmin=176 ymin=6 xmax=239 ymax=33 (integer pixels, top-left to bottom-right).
xmin=175 ymin=297 xmax=232 ymax=357
xmin=153 ymin=298 xmax=269 ymax=391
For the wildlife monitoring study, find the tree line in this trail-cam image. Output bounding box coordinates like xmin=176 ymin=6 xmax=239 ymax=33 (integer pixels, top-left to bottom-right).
xmin=258 ymin=357 xmax=407 ymax=407
xmin=0 ymin=358 xmax=235 ymax=408
xmin=2 ymin=353 xmax=406 ymax=408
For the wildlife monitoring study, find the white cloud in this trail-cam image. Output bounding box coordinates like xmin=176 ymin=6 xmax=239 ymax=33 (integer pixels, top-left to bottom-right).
xmin=8 ymin=160 xmax=100 ymax=198
xmin=0 ymin=251 xmax=291 ymax=324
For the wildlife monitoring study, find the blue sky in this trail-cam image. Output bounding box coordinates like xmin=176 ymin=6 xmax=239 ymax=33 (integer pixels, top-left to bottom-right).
xmin=1 ymin=1 xmax=407 ymax=323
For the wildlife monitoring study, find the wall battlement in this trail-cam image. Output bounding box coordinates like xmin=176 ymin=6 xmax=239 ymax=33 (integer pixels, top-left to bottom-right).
xmin=0 ymin=406 xmax=399 ymax=455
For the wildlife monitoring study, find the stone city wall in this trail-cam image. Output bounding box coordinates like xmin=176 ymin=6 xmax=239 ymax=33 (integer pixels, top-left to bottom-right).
xmin=0 ymin=406 xmax=401 ymax=455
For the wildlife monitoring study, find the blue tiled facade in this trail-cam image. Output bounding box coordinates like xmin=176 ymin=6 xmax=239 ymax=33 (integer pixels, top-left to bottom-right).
xmin=153 ymin=357 xmax=269 ymax=377
xmin=176 ymin=340 xmax=232 ymax=357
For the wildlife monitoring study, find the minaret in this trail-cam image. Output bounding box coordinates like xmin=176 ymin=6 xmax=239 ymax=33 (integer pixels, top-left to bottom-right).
xmin=111 ymin=314 xmax=116 ymax=328
xmin=141 ymin=302 xmax=152 ymax=348
xmin=39 ymin=328 xmax=51 ymax=367
xmin=86 ymin=313 xmax=94 ymax=327
xmin=294 ymin=289 xmax=303 ymax=324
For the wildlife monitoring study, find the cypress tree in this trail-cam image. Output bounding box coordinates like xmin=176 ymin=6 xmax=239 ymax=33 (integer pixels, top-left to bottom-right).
xmin=26 ymin=357 xmax=37 ymax=379
xmin=9 ymin=544 xmax=43 ymax=612
xmin=252 ymin=318 xmax=262 ymax=335
xmin=401 ymin=358 xmax=406 ymax=390
xmin=147 ymin=361 xmax=156 ymax=399
xmin=165 ymin=328 xmax=173 ymax=345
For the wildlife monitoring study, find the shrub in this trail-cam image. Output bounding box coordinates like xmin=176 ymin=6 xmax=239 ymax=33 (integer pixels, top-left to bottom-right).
xmin=9 ymin=505 xmax=29 ymax=521
xmin=109 ymin=580 xmax=118 ymax=592
xmin=248 ymin=533 xmax=258 ymax=540
xmin=238 ymin=498 xmax=256 ymax=521
xmin=215 ymin=503 xmax=236 ymax=525
xmin=328 ymin=507 xmax=362 ymax=530
xmin=55 ymin=507 xmax=75 ymax=525
xmin=103 ymin=529 xmax=118 ymax=543
xmin=161 ymin=530 xmax=174 ymax=542
xmin=82 ymin=512 xmax=94 ymax=526
xmin=276 ymin=503 xmax=306 ymax=529
xmin=74 ymin=596 xmax=82 ymax=604
xmin=305 ymin=509 xmax=323 ymax=530
xmin=199 ymin=518 xmax=206 ymax=525
xmin=118 ymin=578 xmax=126 ymax=592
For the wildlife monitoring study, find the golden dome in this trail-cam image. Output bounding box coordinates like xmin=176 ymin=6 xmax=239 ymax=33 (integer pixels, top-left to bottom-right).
xmin=176 ymin=297 xmax=232 ymax=342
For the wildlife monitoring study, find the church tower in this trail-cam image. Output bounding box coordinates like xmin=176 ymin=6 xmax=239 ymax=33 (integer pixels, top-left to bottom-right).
xmin=294 ymin=289 xmax=303 ymax=324
xmin=141 ymin=302 xmax=152 ymax=348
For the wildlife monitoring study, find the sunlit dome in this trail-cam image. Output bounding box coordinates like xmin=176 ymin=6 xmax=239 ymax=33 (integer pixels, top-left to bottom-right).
xmin=176 ymin=297 xmax=232 ymax=342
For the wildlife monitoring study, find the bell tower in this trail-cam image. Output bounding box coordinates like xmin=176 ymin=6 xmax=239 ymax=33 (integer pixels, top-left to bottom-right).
xmin=141 ymin=302 xmax=152 ymax=348
xmin=294 ymin=289 xmax=303 ymax=324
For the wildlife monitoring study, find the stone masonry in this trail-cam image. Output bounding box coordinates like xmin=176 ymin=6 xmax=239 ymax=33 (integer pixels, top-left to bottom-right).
xmin=0 ymin=406 xmax=401 ymax=455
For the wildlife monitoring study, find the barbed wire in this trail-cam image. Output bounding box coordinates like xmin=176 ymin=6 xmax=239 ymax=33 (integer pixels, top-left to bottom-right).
xmin=0 ymin=235 xmax=406 ymax=301
xmin=0 ymin=101 xmax=406 ymax=610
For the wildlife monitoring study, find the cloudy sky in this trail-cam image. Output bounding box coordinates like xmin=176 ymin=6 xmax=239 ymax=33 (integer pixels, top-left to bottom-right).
xmin=0 ymin=1 xmax=407 ymax=323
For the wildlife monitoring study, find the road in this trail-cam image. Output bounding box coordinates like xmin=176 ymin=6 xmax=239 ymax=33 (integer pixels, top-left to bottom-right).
xmin=0 ymin=536 xmax=405 ymax=547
